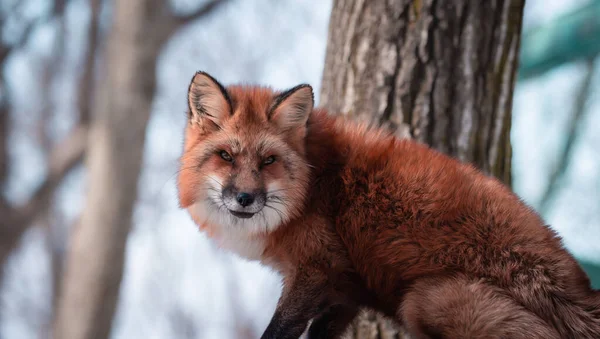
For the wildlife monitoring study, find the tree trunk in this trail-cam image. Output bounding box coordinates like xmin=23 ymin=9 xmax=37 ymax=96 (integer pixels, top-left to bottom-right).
xmin=52 ymin=0 xmax=162 ymax=337
xmin=319 ymin=0 xmax=525 ymax=337
xmin=51 ymin=0 xmax=227 ymax=337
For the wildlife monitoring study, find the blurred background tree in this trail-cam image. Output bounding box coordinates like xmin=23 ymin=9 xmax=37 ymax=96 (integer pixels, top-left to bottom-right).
xmin=0 ymin=0 xmax=598 ymax=338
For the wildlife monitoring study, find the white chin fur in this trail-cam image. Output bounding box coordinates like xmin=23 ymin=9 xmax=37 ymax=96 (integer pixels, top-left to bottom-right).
xmin=188 ymin=199 xmax=286 ymax=261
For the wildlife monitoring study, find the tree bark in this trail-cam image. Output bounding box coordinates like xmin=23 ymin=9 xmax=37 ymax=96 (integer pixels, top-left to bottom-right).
xmin=319 ymin=0 xmax=524 ymax=337
xmin=52 ymin=0 xmax=228 ymax=338
xmin=52 ymin=0 xmax=163 ymax=337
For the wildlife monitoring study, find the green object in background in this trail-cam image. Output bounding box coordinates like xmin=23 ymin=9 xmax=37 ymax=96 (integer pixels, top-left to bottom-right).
xmin=581 ymin=260 xmax=600 ymax=289
xmin=517 ymin=1 xmax=600 ymax=287
xmin=518 ymin=0 xmax=600 ymax=80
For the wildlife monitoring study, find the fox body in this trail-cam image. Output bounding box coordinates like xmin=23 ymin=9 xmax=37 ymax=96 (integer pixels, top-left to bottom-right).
xmin=177 ymin=72 xmax=600 ymax=339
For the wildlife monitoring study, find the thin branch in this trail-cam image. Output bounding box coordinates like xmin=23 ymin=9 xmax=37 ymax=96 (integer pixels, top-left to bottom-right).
xmin=1 ymin=0 xmax=71 ymax=188
xmin=0 ymin=126 xmax=87 ymax=263
xmin=0 ymin=0 xmax=68 ymax=63
xmin=38 ymin=21 xmax=67 ymax=155
xmin=78 ymin=0 xmax=102 ymax=125
xmin=0 ymin=95 xmax=8 ymax=186
xmin=19 ymin=126 xmax=87 ymax=222
xmin=173 ymin=0 xmax=227 ymax=27
xmin=160 ymin=0 xmax=229 ymax=43
xmin=538 ymin=57 xmax=596 ymax=215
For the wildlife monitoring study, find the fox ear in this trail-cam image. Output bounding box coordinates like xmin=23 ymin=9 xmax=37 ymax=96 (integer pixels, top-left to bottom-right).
xmin=269 ymin=84 xmax=314 ymax=132
xmin=187 ymin=71 xmax=232 ymax=131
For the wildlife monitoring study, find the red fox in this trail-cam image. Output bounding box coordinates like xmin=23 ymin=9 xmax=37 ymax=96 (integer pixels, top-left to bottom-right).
xmin=177 ymin=71 xmax=600 ymax=339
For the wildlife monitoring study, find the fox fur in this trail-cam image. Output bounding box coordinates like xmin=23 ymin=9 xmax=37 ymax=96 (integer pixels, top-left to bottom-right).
xmin=177 ymin=71 xmax=600 ymax=339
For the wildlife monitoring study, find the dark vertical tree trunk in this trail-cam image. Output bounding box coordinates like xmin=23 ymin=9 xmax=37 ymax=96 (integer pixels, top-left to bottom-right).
xmin=319 ymin=0 xmax=525 ymax=337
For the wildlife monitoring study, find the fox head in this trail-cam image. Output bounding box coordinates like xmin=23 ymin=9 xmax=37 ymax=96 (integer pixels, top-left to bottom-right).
xmin=177 ymin=72 xmax=312 ymax=243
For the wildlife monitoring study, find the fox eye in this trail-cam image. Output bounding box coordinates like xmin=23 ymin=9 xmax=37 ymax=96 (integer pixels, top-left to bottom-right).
xmin=219 ymin=150 xmax=233 ymax=162
xmin=263 ymin=155 xmax=276 ymax=166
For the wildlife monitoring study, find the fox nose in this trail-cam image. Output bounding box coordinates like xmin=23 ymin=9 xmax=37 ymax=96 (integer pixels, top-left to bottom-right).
xmin=236 ymin=192 xmax=255 ymax=207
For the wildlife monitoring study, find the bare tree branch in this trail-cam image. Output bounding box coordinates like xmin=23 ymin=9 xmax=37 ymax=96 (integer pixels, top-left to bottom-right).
xmin=1 ymin=0 xmax=71 ymax=189
xmin=53 ymin=0 xmax=231 ymax=336
xmin=160 ymin=0 xmax=229 ymax=43
xmin=0 ymin=2 xmax=75 ymax=288
xmin=0 ymin=0 xmax=93 ymax=271
xmin=538 ymin=57 xmax=596 ymax=215
xmin=0 ymin=0 xmax=67 ymax=63
xmin=78 ymin=0 xmax=102 ymax=125
xmin=38 ymin=9 xmax=68 ymax=155
xmin=0 ymin=94 xmax=8 ymax=187
xmin=21 ymin=126 xmax=87 ymax=222
xmin=174 ymin=0 xmax=226 ymax=27
xmin=0 ymin=126 xmax=87 ymax=266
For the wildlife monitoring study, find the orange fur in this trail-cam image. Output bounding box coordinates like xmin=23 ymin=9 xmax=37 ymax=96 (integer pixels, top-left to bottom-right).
xmin=178 ymin=73 xmax=600 ymax=339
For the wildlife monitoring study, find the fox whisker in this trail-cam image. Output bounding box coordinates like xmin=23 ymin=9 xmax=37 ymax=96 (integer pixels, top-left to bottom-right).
xmin=206 ymin=176 xmax=225 ymax=189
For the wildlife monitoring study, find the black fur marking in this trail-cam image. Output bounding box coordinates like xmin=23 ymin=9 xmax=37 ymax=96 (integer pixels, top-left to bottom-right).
xmin=260 ymin=310 xmax=308 ymax=339
xmin=267 ymin=84 xmax=314 ymax=120
xmin=306 ymin=305 xmax=358 ymax=339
